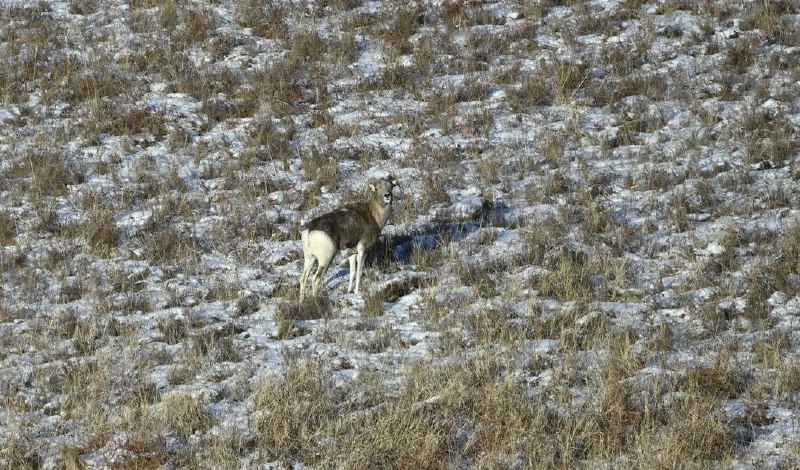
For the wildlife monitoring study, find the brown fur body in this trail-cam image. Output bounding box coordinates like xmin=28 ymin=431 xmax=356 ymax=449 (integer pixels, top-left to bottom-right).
xmin=306 ymin=203 xmax=381 ymax=251
xmin=299 ymin=175 xmax=398 ymax=300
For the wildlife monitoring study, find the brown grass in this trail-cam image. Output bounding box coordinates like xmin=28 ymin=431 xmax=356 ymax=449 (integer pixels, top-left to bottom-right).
xmin=85 ymin=208 xmax=120 ymax=255
xmin=684 ymin=361 xmax=749 ymax=399
xmin=0 ymin=212 xmax=16 ymax=245
xmin=362 ymin=289 xmax=386 ymax=317
xmin=301 ymin=148 xmax=340 ymax=191
xmin=159 ymin=393 xmax=217 ymax=440
xmin=10 ymin=151 xmax=82 ymax=197
xmin=275 ymin=294 xmax=333 ymax=339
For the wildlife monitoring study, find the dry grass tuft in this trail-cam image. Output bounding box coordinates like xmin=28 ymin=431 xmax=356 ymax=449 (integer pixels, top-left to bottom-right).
xmin=186 ymin=324 xmax=243 ymax=363
xmin=140 ymin=224 xmax=196 ymax=266
xmin=655 ymin=396 xmax=735 ymax=462
xmin=159 ymin=393 xmax=217 ymax=440
xmin=85 ymin=208 xmax=119 ymax=254
xmin=362 ymin=289 xmax=386 ymax=317
xmin=275 ymin=294 xmax=333 ymax=338
xmin=235 ymin=1 xmax=287 ymax=39
xmin=0 ymin=436 xmax=40 ymax=469
xmin=11 ymin=151 xmax=82 ymax=197
xmin=301 ymin=149 xmax=340 ymax=191
xmin=251 ymin=357 xmax=339 ymax=460
xmin=456 ymin=261 xmax=498 ymax=298
xmin=0 ymin=212 xmax=16 ymax=245
xmin=157 ymin=317 xmax=188 ymax=344
xmin=684 ymin=361 xmax=749 ymax=399
xmin=508 ymin=59 xmax=590 ymax=111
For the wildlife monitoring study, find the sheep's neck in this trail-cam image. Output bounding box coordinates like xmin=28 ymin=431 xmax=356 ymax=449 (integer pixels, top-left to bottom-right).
xmin=369 ymin=199 xmax=392 ymax=228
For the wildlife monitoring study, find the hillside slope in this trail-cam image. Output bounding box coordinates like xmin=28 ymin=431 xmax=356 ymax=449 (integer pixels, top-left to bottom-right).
xmin=1 ymin=0 xmax=799 ymax=467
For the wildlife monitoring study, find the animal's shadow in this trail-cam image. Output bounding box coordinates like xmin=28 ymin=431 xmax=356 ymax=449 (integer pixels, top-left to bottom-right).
xmin=365 ymin=199 xmax=510 ymax=268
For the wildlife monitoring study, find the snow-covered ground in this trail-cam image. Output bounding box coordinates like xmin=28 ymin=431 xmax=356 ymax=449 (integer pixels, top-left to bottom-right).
xmin=1 ymin=0 xmax=799 ymax=467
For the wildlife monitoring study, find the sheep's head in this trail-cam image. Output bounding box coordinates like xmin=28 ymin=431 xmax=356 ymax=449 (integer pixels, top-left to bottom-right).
xmin=367 ymin=175 xmax=399 ymax=206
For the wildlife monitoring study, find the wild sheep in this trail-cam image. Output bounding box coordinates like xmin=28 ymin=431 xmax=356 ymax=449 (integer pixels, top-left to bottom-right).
xmin=299 ymin=175 xmax=398 ymax=301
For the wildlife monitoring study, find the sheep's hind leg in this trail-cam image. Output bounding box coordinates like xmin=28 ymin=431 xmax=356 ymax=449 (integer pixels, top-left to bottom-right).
xmin=307 ymin=231 xmax=337 ymax=297
xmin=300 ymin=254 xmax=315 ymax=301
xmin=312 ymin=260 xmax=332 ymax=297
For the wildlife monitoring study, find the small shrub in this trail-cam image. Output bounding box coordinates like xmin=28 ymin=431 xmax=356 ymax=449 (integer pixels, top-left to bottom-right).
xmin=724 ymin=37 xmax=758 ymax=72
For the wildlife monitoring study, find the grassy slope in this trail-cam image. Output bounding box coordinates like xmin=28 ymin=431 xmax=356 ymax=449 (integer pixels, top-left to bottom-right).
xmin=1 ymin=0 xmax=800 ymax=467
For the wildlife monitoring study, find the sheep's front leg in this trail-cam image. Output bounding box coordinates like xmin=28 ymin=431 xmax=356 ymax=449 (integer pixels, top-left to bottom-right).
xmin=354 ymin=247 xmax=366 ymax=294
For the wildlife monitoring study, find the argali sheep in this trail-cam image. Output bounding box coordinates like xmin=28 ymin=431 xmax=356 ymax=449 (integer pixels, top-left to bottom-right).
xmin=299 ymin=175 xmax=399 ymax=301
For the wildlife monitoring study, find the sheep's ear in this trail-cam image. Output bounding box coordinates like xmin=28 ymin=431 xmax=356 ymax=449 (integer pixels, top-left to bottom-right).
xmin=367 ymin=178 xmax=379 ymax=192
xmin=388 ymin=176 xmax=399 ymax=188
